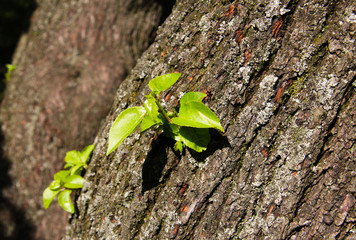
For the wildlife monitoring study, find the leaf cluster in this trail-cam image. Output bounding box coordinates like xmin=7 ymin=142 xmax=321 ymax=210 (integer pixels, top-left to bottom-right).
xmin=5 ymin=64 xmax=16 ymax=82
xmin=43 ymin=145 xmax=94 ymax=213
xmin=107 ymin=73 xmax=224 ymax=155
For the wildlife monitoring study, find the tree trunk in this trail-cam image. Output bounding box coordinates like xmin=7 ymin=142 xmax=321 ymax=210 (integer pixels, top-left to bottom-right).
xmin=64 ymin=0 xmax=355 ymax=239
xmin=0 ymin=0 xmax=174 ymax=239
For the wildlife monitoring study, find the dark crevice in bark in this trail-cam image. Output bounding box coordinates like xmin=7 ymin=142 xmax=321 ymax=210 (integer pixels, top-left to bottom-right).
xmin=132 ymin=198 xmax=154 ymax=239
xmin=230 ymin=210 xmax=248 ymax=239
xmin=179 ymin=138 xmax=242 ymax=237
xmin=269 ymin=0 xmax=299 ymax=39
xmin=313 ymin=78 xmax=356 ymax=167
xmin=183 ymin=180 xmax=225 ymax=239
xmin=322 ymin=0 xmax=340 ymax=27
xmin=311 ymin=42 xmax=329 ymax=67
xmin=285 ymin=76 xmax=355 ymax=238
xmin=286 ymin=223 xmax=309 ymax=239
xmin=283 ymin=174 xmax=316 ymax=238
xmin=232 ymin=49 xmax=278 ymax=122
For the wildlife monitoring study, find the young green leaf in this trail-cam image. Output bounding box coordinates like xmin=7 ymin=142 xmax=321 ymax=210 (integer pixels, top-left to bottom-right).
xmin=180 ymin=92 xmax=207 ymax=104
xmin=107 ymin=107 xmax=146 ymax=155
xmin=141 ymin=114 xmax=157 ymax=132
xmin=58 ymin=190 xmax=75 ymax=213
xmin=173 ymin=141 xmax=184 ymax=153
xmin=63 ymin=175 xmax=84 ymax=189
xmin=49 ymin=180 xmax=62 ymax=191
xmin=43 ymin=187 xmax=60 ymax=209
xmin=64 ymin=163 xmax=72 ymax=169
xmin=143 ymin=95 xmax=159 ymax=119
xmin=65 ymin=150 xmax=81 ymax=166
xmin=149 ymin=73 xmax=181 ymax=93
xmin=5 ymin=64 xmax=16 ymax=81
xmin=69 ymin=164 xmax=83 ymax=175
xmin=80 ymin=144 xmax=95 ymax=164
xmin=54 ymin=170 xmax=70 ymax=182
xmin=171 ymin=101 xmax=224 ymax=132
xmin=178 ymin=127 xmax=210 ymax=152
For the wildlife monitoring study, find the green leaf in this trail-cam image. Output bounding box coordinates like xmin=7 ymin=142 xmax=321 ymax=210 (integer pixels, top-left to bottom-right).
xmin=180 ymin=92 xmax=207 ymax=104
xmin=173 ymin=141 xmax=184 ymax=153
xmin=178 ymin=127 xmax=210 ymax=152
xmin=63 ymin=175 xmax=84 ymax=189
xmin=107 ymin=107 xmax=146 ymax=155
xmin=80 ymin=144 xmax=95 ymax=164
xmin=5 ymin=64 xmax=16 ymax=81
xmin=65 ymin=150 xmax=81 ymax=165
xmin=149 ymin=73 xmax=181 ymax=93
xmin=162 ymin=123 xmax=180 ymax=140
xmin=141 ymin=114 xmax=157 ymax=132
xmin=54 ymin=170 xmax=70 ymax=182
xmin=171 ymin=102 xmax=224 ymax=132
xmin=5 ymin=64 xmax=16 ymax=72
xmin=64 ymin=163 xmax=72 ymax=169
xmin=69 ymin=164 xmax=83 ymax=175
xmin=58 ymin=190 xmax=75 ymax=213
xmin=49 ymin=180 xmax=62 ymax=191
xmin=43 ymin=187 xmax=60 ymax=209
xmin=143 ymin=95 xmax=159 ymax=119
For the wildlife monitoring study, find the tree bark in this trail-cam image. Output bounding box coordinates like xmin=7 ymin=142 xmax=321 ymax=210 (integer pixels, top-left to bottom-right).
xmin=0 ymin=0 xmax=174 ymax=239
xmin=64 ymin=0 xmax=355 ymax=239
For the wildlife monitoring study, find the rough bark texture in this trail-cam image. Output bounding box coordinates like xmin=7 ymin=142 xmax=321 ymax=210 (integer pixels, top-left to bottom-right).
xmin=64 ymin=0 xmax=356 ymax=239
xmin=0 ymin=0 xmax=174 ymax=239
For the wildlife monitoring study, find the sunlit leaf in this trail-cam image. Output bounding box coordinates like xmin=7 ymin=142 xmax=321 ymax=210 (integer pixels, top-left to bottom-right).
xmin=180 ymin=92 xmax=207 ymax=104
xmin=69 ymin=164 xmax=83 ymax=175
xmin=63 ymin=175 xmax=84 ymax=189
xmin=143 ymin=95 xmax=159 ymax=119
xmin=49 ymin=180 xmax=61 ymax=191
xmin=54 ymin=170 xmax=70 ymax=182
xmin=141 ymin=115 xmax=156 ymax=132
xmin=65 ymin=150 xmax=81 ymax=165
xmin=64 ymin=163 xmax=72 ymax=169
xmin=171 ymin=102 xmax=224 ymax=132
xmin=43 ymin=187 xmax=60 ymax=209
xmin=149 ymin=73 xmax=181 ymax=93
xmin=107 ymin=107 xmax=146 ymax=155
xmin=58 ymin=190 xmax=74 ymax=213
xmin=80 ymin=144 xmax=95 ymax=164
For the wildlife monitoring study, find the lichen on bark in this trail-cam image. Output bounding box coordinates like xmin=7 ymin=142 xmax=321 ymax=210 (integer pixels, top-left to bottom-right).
xmin=63 ymin=0 xmax=355 ymax=239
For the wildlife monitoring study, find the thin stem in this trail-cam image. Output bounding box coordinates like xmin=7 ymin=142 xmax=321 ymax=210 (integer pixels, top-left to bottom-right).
xmin=154 ymin=95 xmax=172 ymax=123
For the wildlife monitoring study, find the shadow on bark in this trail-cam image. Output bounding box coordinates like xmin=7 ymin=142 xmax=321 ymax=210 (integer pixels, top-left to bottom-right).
xmin=0 ymin=128 xmax=35 ymax=240
xmin=142 ymin=134 xmax=176 ymax=193
xmin=142 ymin=130 xmax=230 ymax=193
xmin=189 ymin=129 xmax=231 ymax=162
xmin=155 ymin=0 xmax=176 ymax=25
